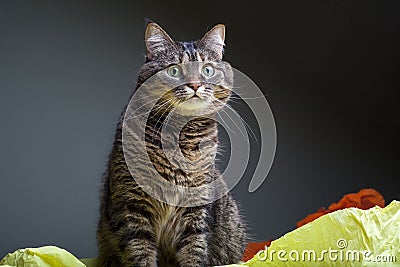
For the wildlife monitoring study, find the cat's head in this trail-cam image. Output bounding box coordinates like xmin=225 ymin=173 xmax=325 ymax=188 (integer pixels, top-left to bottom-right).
xmin=137 ymin=22 xmax=233 ymax=117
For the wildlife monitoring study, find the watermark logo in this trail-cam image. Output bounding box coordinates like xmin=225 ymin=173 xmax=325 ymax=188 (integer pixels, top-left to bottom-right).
xmin=336 ymin=238 xmax=348 ymax=249
xmin=121 ymin=61 xmax=276 ymax=207
xmin=256 ymin=238 xmax=397 ymax=263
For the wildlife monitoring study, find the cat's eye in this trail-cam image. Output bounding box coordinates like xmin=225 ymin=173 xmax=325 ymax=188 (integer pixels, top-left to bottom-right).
xmin=167 ymin=65 xmax=182 ymax=78
xmin=202 ymin=64 xmax=215 ymax=77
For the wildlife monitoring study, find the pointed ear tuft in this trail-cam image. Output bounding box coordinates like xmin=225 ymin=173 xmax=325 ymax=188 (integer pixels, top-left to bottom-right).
xmin=200 ymin=24 xmax=226 ymax=59
xmin=144 ymin=18 xmax=154 ymax=26
xmin=145 ymin=22 xmax=175 ymax=59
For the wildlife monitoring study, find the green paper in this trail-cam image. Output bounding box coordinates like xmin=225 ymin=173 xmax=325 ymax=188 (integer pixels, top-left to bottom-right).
xmin=1 ymin=201 xmax=398 ymax=267
xmin=235 ymin=200 xmax=399 ymax=267
xmin=0 ymin=246 xmax=85 ymax=267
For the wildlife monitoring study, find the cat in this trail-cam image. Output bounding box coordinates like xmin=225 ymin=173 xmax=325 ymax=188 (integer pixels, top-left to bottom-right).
xmin=97 ymin=22 xmax=246 ymax=267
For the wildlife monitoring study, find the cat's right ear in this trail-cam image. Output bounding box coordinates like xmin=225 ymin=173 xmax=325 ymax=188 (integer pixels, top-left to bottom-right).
xmin=145 ymin=22 xmax=175 ymax=60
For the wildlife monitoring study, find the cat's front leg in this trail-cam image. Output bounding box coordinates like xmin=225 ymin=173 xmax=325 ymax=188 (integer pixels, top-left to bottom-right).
xmin=120 ymin=238 xmax=158 ymax=267
xmin=115 ymin=217 xmax=158 ymax=267
xmin=175 ymin=207 xmax=209 ymax=267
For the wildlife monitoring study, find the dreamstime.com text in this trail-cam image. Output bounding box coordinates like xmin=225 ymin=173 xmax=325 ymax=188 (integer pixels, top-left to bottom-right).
xmin=256 ymin=238 xmax=397 ymax=263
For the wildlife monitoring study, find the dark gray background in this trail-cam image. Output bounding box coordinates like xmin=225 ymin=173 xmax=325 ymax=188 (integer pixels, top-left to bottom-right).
xmin=0 ymin=0 xmax=399 ymax=259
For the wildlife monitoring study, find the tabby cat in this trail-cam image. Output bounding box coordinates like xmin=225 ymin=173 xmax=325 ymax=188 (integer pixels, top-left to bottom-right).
xmin=97 ymin=22 xmax=246 ymax=267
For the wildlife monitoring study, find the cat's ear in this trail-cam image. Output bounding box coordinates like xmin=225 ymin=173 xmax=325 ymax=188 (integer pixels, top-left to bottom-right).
xmin=199 ymin=24 xmax=225 ymax=59
xmin=145 ymin=22 xmax=175 ymax=59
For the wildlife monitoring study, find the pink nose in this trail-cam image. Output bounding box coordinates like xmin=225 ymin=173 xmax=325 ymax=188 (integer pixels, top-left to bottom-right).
xmin=187 ymin=83 xmax=202 ymax=91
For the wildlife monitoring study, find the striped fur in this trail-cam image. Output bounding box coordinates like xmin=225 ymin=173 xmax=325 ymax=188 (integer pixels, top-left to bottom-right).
xmin=97 ymin=22 xmax=246 ymax=267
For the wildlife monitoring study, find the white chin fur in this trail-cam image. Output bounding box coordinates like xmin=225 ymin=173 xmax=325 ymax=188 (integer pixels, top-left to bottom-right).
xmin=176 ymin=98 xmax=212 ymax=115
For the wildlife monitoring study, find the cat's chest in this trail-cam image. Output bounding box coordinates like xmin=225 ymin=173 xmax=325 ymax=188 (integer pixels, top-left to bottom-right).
xmin=153 ymin=203 xmax=184 ymax=250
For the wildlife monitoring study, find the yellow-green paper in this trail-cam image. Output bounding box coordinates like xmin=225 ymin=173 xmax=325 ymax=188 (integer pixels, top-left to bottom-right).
xmin=1 ymin=201 xmax=398 ymax=267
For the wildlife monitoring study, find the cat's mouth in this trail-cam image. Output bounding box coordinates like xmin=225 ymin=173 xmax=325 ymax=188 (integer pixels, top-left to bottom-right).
xmin=173 ymin=84 xmax=209 ymax=101
xmin=176 ymin=94 xmax=210 ymax=113
xmin=189 ymin=94 xmax=206 ymax=101
xmin=171 ymin=84 xmax=225 ymax=115
xmin=183 ymin=95 xmax=207 ymax=104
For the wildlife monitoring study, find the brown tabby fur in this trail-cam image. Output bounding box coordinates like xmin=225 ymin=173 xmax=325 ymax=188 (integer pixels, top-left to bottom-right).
xmin=97 ymin=22 xmax=246 ymax=267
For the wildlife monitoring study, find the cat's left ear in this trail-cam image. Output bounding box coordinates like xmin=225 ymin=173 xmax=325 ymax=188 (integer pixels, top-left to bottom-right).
xmin=145 ymin=22 xmax=175 ymax=59
xmin=199 ymin=24 xmax=225 ymax=59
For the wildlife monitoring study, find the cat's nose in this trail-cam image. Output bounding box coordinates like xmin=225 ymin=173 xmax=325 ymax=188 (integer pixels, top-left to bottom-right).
xmin=187 ymin=83 xmax=202 ymax=91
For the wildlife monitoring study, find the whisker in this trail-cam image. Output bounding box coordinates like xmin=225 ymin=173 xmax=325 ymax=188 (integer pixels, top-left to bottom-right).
xmin=118 ymin=97 xmax=159 ymax=123
xmin=216 ymin=110 xmax=237 ymax=138
xmin=206 ymin=81 xmax=269 ymax=99
xmin=130 ymin=93 xmax=158 ymax=104
xmin=148 ymin=98 xmax=176 ymax=122
xmin=151 ymin=99 xmax=180 ymax=143
xmin=214 ymin=98 xmax=259 ymax=144
xmin=229 ymin=94 xmax=270 ymax=100
xmin=117 ymin=111 xmax=151 ymax=123
xmin=227 ymin=103 xmax=259 ymax=144
xmin=226 ymin=98 xmax=244 ymax=106
xmin=215 ymin=103 xmax=248 ymax=141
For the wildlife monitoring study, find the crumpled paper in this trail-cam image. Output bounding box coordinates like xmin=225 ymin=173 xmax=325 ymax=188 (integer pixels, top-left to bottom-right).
xmin=229 ymin=200 xmax=399 ymax=267
xmin=1 ymin=202 xmax=398 ymax=267
xmin=0 ymin=246 xmax=85 ymax=267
